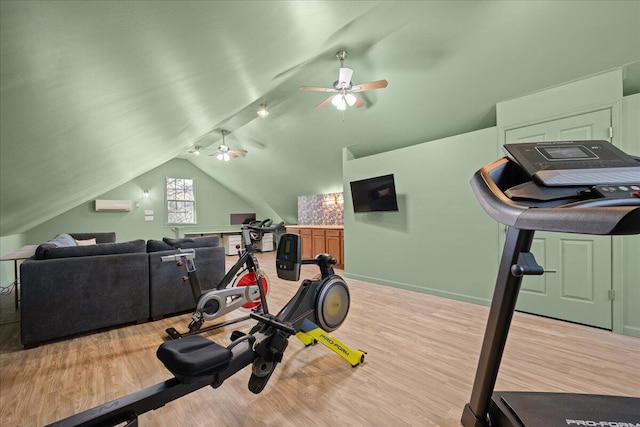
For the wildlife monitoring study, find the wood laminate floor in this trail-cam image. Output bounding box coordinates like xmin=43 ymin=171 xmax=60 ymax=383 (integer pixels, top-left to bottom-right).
xmin=1 ymin=252 xmax=638 ymax=426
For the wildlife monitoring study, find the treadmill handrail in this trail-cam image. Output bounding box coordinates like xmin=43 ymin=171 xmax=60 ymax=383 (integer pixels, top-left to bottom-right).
xmin=471 ymin=157 xmax=640 ymax=235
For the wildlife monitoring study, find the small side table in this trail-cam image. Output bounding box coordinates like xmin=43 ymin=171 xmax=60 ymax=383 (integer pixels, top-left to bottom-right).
xmin=0 ymin=244 xmax=38 ymax=309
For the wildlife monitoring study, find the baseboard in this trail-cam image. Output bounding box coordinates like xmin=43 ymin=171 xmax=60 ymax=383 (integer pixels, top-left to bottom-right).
xmin=343 ymin=272 xmax=491 ymax=307
xmin=622 ymin=325 xmax=640 ymax=338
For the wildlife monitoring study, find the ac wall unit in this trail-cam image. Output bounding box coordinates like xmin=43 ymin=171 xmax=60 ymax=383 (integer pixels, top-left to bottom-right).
xmin=95 ymin=199 xmax=132 ymax=212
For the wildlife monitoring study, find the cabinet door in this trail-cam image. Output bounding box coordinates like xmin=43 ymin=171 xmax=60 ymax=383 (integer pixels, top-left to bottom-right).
xmin=300 ymin=229 xmax=313 ymax=259
xmin=325 ymin=229 xmax=343 ymax=267
xmin=312 ymin=229 xmax=326 ymax=256
xmin=504 ymin=108 xmax=613 ymax=329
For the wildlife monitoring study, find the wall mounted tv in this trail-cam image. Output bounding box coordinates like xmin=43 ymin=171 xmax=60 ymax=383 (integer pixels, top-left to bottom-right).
xmin=349 ymin=174 xmax=399 ymax=213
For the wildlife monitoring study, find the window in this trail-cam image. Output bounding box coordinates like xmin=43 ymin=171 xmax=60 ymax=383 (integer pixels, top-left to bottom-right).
xmin=166 ymin=177 xmax=196 ymax=224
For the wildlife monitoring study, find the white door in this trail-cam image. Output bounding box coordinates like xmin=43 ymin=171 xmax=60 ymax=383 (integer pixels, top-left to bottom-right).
xmin=504 ymin=108 xmax=613 ymax=329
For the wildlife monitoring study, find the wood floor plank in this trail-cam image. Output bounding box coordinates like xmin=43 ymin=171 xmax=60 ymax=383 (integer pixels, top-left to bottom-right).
xmin=1 ymin=251 xmax=638 ymax=426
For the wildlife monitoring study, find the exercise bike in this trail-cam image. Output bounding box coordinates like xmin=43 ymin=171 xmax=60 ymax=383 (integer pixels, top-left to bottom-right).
xmin=47 ymin=233 xmax=365 ymax=427
xmin=164 ymin=221 xmax=283 ymax=339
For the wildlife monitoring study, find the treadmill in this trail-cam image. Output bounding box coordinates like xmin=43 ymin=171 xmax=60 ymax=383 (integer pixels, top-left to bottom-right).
xmin=461 ymin=154 xmax=640 ymax=427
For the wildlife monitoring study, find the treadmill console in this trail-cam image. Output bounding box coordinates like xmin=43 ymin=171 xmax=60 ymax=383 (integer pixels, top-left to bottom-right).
xmin=276 ymin=233 xmax=301 ymax=281
xmin=503 ymin=140 xmax=640 ymax=186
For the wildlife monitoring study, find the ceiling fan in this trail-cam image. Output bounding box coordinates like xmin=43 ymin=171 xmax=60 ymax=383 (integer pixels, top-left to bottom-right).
xmin=209 ymin=130 xmax=247 ymax=161
xmin=300 ymin=50 xmax=388 ymax=110
xmin=188 ymin=146 xmax=203 ymax=155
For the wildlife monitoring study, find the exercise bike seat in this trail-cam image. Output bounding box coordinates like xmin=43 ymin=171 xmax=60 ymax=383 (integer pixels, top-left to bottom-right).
xmin=157 ymin=336 xmax=232 ymax=383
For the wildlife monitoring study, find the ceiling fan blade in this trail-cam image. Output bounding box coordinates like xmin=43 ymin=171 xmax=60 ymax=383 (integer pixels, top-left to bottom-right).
xmin=354 ymin=96 xmax=366 ymax=108
xmin=232 ymin=149 xmax=248 ymax=155
xmin=315 ymin=96 xmax=334 ymax=109
xmin=300 ymin=86 xmax=336 ymax=92
xmin=351 ymin=79 xmax=388 ymax=92
xmin=338 ymin=67 xmax=353 ymax=85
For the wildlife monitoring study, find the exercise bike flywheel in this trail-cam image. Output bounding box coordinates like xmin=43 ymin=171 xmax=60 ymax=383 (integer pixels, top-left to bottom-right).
xmin=315 ymin=276 xmax=350 ymax=332
xmin=233 ymin=270 xmax=270 ymax=309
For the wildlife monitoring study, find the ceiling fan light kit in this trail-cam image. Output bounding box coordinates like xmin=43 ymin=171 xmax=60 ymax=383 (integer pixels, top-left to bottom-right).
xmin=301 ymin=50 xmax=388 ymax=111
xmin=257 ymin=103 xmax=269 ymax=118
xmin=208 ymin=130 xmax=248 ymax=162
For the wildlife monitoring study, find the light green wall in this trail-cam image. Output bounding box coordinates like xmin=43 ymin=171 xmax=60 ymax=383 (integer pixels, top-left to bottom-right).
xmin=25 ymin=159 xmax=266 ymax=244
xmin=342 ymin=73 xmax=639 ymax=337
xmin=342 ymin=127 xmax=499 ymax=305
xmin=0 ymin=233 xmax=26 ymax=287
xmin=620 ymin=93 xmax=640 ymax=338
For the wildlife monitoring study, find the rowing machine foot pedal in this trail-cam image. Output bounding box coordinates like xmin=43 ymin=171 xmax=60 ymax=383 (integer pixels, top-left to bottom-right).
xmin=248 ymin=330 xmax=289 ymax=394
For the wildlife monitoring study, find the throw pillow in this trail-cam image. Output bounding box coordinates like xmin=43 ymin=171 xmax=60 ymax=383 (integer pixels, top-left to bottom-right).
xmin=49 ymin=233 xmax=77 ymax=247
xmin=75 ymin=238 xmax=97 ymax=246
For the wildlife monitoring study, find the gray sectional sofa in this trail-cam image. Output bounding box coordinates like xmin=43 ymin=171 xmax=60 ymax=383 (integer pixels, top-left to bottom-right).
xmin=20 ymin=233 xmax=224 ymax=347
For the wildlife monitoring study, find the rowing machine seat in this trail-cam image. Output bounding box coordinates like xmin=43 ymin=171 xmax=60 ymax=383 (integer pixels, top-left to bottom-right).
xmin=157 ymin=335 xmax=232 ymax=383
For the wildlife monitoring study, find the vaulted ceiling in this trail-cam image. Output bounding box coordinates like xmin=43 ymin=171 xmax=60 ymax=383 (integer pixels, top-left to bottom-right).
xmin=1 ymin=1 xmax=639 ymax=236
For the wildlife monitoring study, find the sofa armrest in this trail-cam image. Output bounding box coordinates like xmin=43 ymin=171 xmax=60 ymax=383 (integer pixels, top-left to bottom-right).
xmin=149 ymin=246 xmax=225 ymax=318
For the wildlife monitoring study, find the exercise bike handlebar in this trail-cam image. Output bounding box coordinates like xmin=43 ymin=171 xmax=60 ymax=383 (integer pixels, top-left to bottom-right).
xmin=160 ymin=248 xmax=195 ymax=263
xmin=243 ymin=221 xmax=285 ymax=234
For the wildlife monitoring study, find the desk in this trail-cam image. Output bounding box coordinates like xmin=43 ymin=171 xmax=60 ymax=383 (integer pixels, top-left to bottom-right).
xmin=0 ymin=245 xmax=37 ymax=309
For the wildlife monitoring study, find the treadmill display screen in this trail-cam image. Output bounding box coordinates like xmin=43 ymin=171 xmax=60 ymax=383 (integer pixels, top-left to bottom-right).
xmin=536 ymin=145 xmax=597 ymax=161
xmin=536 ymin=145 xmax=598 ymax=160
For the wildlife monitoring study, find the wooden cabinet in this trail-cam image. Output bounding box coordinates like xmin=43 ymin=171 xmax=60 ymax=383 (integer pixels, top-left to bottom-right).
xmin=324 ymin=229 xmax=343 ymax=267
xmin=285 ymin=226 xmax=344 ymax=269
xmin=300 ymin=229 xmax=313 ymax=259
xmin=312 ymin=229 xmax=326 ymax=255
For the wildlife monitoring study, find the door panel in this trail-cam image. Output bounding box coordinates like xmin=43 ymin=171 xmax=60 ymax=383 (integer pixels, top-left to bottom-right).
xmin=521 ymin=238 xmax=547 ymax=295
xmin=504 ymin=108 xmax=613 ymax=329
xmin=561 ymin=239 xmax=594 ymax=301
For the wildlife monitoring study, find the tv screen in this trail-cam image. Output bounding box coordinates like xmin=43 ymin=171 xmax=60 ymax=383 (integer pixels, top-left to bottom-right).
xmin=349 ymin=174 xmax=399 ymax=213
xmin=230 ymin=213 xmax=256 ymax=225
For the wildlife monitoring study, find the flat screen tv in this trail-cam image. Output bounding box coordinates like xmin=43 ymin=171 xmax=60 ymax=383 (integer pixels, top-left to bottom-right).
xmin=349 ymin=174 xmax=399 ymax=213
xmin=230 ymin=213 xmax=256 ymax=225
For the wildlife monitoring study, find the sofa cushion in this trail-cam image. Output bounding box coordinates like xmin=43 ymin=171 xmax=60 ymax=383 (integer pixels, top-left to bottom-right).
xmin=146 ymin=239 xmax=174 ymax=253
xmin=147 ymin=236 xmax=220 ymax=253
xmin=40 ymin=239 xmax=147 ymax=259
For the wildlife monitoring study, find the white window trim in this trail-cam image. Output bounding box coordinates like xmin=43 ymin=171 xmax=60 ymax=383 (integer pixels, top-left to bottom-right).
xmin=165 ymin=176 xmax=197 ymax=225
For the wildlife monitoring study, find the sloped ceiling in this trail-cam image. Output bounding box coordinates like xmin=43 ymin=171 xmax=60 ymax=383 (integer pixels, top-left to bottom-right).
xmin=1 ymin=1 xmax=639 ymax=236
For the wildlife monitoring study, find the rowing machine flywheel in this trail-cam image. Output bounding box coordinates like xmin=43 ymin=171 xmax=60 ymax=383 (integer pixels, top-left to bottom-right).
xmin=315 ymin=276 xmax=350 ymax=332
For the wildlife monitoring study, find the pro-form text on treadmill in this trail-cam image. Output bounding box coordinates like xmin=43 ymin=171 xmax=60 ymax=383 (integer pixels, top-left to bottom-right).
xmin=566 ymin=420 xmax=640 ymax=427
